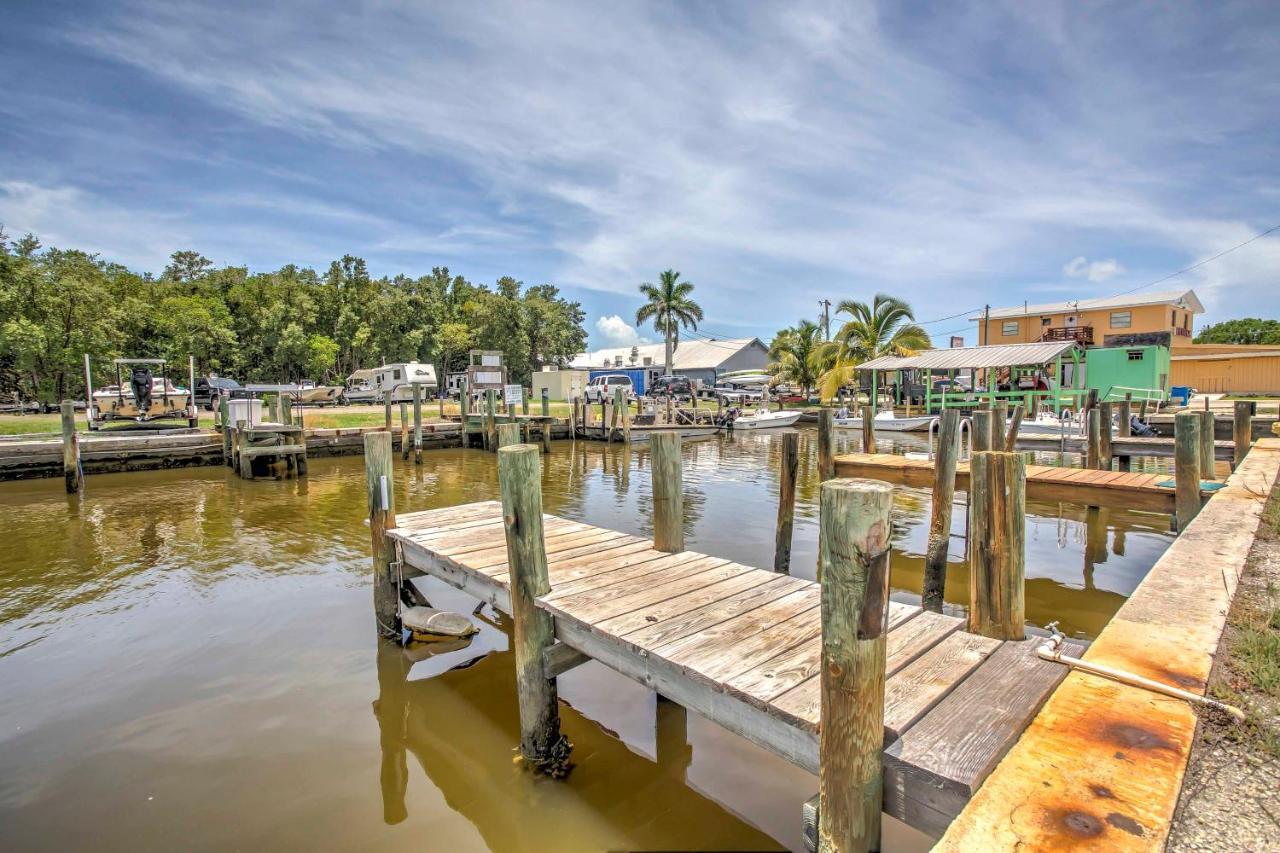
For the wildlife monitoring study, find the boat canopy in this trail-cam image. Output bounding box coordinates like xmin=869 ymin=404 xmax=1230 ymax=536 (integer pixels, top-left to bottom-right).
xmin=858 ymin=341 xmax=1081 ymax=372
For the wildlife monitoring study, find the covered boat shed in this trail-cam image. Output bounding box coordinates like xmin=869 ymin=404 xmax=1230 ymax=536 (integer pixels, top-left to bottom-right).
xmin=858 ymin=340 xmax=1085 ymax=414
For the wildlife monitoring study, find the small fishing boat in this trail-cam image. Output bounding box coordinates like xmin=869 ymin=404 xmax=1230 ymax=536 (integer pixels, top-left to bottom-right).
xmin=342 ymin=369 xmax=378 ymax=404
xmin=834 ymin=410 xmax=936 ymax=432
xmin=730 ymin=408 xmax=803 ymax=430
xmin=296 ymin=380 xmax=342 ymax=406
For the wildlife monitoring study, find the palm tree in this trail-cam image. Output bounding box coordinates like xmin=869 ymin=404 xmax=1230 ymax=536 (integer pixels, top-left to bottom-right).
xmin=816 ymin=294 xmax=930 ymax=400
xmin=767 ymin=319 xmax=823 ymax=399
xmin=635 ymin=270 xmax=704 ymax=376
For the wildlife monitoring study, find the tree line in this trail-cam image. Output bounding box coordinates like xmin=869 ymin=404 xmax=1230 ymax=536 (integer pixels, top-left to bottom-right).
xmin=0 ymin=232 xmax=588 ymax=402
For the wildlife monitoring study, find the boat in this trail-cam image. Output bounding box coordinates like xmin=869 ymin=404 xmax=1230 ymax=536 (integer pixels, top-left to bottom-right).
xmin=729 ymin=409 xmax=803 ymax=430
xmin=91 ymin=377 xmax=190 ymax=422
xmin=342 ymin=369 xmax=379 ymax=404
xmin=834 ymin=410 xmax=936 ymax=432
xmin=296 ymin=380 xmax=342 ymax=406
xmin=623 ymin=424 xmax=722 ymax=442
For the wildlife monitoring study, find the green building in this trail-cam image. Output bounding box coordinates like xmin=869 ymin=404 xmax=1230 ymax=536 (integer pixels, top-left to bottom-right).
xmin=1083 ymin=345 xmax=1170 ymax=403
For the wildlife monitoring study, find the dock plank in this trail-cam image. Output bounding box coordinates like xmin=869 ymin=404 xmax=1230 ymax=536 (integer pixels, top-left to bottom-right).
xmin=612 ymin=575 xmax=811 ymax=649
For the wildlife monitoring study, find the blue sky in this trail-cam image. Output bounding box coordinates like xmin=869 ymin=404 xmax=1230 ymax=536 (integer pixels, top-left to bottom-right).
xmin=2 ymin=1 xmax=1277 ymax=351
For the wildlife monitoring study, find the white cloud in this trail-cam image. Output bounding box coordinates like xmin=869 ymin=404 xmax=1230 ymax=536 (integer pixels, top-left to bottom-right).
xmin=594 ymin=315 xmax=650 ymax=348
xmin=1063 ymin=256 xmax=1124 ymax=282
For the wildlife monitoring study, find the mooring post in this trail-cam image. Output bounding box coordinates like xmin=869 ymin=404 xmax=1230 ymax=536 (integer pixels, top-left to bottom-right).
xmin=1085 ymin=407 xmax=1102 ymax=469
xmin=220 ymin=396 xmax=232 ymax=466
xmin=818 ymin=408 xmax=835 ymax=480
xmin=860 ymin=404 xmax=875 ymax=454
xmin=486 ymin=389 xmax=498 ymax=451
xmin=498 ymin=422 xmax=522 ymax=448
xmin=923 ymin=408 xmax=960 ymax=612
xmin=412 ymin=384 xmax=423 ymax=465
xmin=364 ymin=432 xmax=399 ymax=638
xmin=60 ymin=400 xmax=82 ymax=494
xmin=1233 ymin=400 xmax=1252 ymax=470
xmin=498 ymin=443 xmax=570 ymax=773
xmin=1116 ymin=394 xmax=1132 ymax=472
xmin=968 ymin=451 xmax=1026 ymax=640
xmin=384 ymin=393 xmax=393 ymax=432
xmin=1002 ymin=403 xmax=1025 ymax=452
xmin=438 ymin=387 xmax=445 ymax=419
xmin=234 ymin=419 xmax=246 ymax=477
xmin=773 ymin=431 xmax=799 ymax=573
xmin=1098 ymin=401 xmax=1113 ymax=470
xmin=1199 ymin=409 xmax=1216 ymax=480
xmin=817 ymin=477 xmax=893 ymax=853
xmin=399 ymin=401 xmax=410 ymax=460
xmin=188 ymin=354 xmax=198 ymax=428
xmin=614 ymin=386 xmax=631 ymax=443
xmin=991 ymin=400 xmax=1008 ymax=449
xmin=541 ymin=387 xmax=550 ymax=417
xmin=971 ymin=409 xmax=992 ymax=453
xmin=1174 ymin=412 xmax=1202 ymax=531
xmin=651 ymin=431 xmax=684 ymax=553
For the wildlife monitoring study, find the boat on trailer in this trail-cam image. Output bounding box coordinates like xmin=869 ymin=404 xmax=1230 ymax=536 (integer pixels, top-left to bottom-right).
xmin=834 ymin=410 xmax=936 ymax=432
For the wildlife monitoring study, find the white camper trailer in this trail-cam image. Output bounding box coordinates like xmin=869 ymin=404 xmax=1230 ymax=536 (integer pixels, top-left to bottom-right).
xmin=373 ymin=362 xmax=439 ymax=403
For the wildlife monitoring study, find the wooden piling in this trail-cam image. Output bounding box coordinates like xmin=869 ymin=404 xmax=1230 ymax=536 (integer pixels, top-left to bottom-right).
xmin=498 ymin=443 xmax=570 ymax=773
xmin=991 ymin=401 xmax=1008 ymax=449
xmin=923 ymin=409 xmax=960 ymax=612
xmin=773 ymin=431 xmax=799 ymax=573
xmin=1233 ymin=400 xmax=1253 ymax=470
xmin=412 ymin=384 xmax=423 ymax=465
xmin=860 ymin=404 xmax=875 ymax=454
xmin=817 ymin=477 xmax=893 ymax=853
xmin=234 ymin=419 xmax=246 ymax=478
xmin=1098 ymin=401 xmax=1113 ymax=470
xmin=384 ymin=393 xmax=393 ymax=431
xmin=522 ymin=390 xmax=530 ymax=416
xmin=1116 ymin=394 xmax=1133 ymax=471
xmin=1002 ymin=404 xmax=1024 ymax=453
xmin=651 ymin=431 xmax=684 ymax=553
xmin=486 ymin=389 xmax=498 ymax=451
xmin=364 ymin=431 xmax=399 ymax=638
xmin=1199 ymin=410 xmax=1215 ymax=479
xmin=1174 ymin=412 xmax=1202 ymax=531
xmin=220 ymin=396 xmax=232 ymax=466
xmin=400 ymin=401 xmax=410 ymax=460
xmin=968 ymin=451 xmax=1026 ymax=641
xmin=60 ymin=400 xmax=81 ymax=494
xmin=818 ymin=408 xmax=836 ymax=481
xmin=1085 ymin=408 xmax=1102 ymax=469
xmin=498 ymin=422 xmax=522 ymax=448
xmin=541 ymin=387 xmax=550 ymax=417
xmin=971 ymin=409 xmax=992 ymax=453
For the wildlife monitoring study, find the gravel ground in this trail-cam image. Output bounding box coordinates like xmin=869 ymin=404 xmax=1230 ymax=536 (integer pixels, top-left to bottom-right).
xmin=1168 ymin=497 xmax=1280 ymax=852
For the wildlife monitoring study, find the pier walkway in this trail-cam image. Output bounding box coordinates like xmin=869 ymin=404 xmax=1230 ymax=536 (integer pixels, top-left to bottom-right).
xmin=835 ymin=452 xmax=1215 ymax=513
xmin=388 ymin=500 xmax=1076 ymax=838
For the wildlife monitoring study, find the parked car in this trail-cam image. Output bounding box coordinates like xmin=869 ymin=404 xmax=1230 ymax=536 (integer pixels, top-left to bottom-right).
xmin=649 ymin=375 xmax=694 ymax=398
xmin=195 ymin=376 xmax=243 ymax=410
xmin=705 ymin=382 xmax=762 ymax=404
xmin=931 ymin=378 xmax=972 ymax=394
xmin=583 ymin=374 xmax=636 ymax=403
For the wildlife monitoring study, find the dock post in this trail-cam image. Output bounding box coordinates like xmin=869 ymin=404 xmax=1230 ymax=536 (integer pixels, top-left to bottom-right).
xmin=817 ymin=477 xmax=893 ymax=853
xmin=1098 ymin=401 xmax=1113 ymax=469
xmin=818 ymin=408 xmax=835 ymax=481
xmin=615 ymin=386 xmax=631 ymax=443
xmin=968 ymin=451 xmax=1026 ymax=640
xmin=412 ymin=384 xmax=423 ymax=465
xmin=498 ymin=443 xmax=571 ymax=774
xmin=1117 ymin=394 xmax=1132 ymax=472
xmin=486 ymin=389 xmax=498 ymax=451
xmin=364 ymin=432 xmax=399 ymax=638
xmin=1199 ymin=410 xmax=1216 ymax=479
xmin=971 ymin=409 xmax=992 ymax=453
xmin=60 ymin=400 xmax=82 ymax=494
xmin=1175 ymin=412 xmax=1202 ymax=530
xmin=187 ymin=354 xmax=198 ymax=428
xmin=220 ymin=396 xmax=232 ymax=466
xmin=651 ymin=431 xmax=684 ymax=553
xmin=498 ymin=422 xmax=522 ymax=448
xmin=773 ymin=431 xmax=799 ymax=573
xmin=1003 ymin=404 xmax=1024 ymax=452
xmin=991 ymin=401 xmax=1008 ymax=449
xmin=522 ymin=389 xmax=530 ymax=416
xmin=541 ymin=387 xmax=550 ymax=417
xmin=923 ymin=409 xmax=960 ymax=612
xmin=438 ymin=388 xmax=445 ymax=419
xmin=234 ymin=420 xmax=246 ymax=477
xmin=399 ymin=401 xmax=410 ymax=460
xmin=1085 ymin=407 xmax=1102 ymax=469
xmin=1233 ymin=401 xmax=1253 ymax=470
xmin=860 ymin=404 xmax=875 ymax=454
xmin=384 ymin=394 xmax=393 ymax=432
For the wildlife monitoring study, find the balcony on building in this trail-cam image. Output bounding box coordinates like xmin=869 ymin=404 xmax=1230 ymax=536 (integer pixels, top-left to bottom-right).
xmin=1040 ymin=325 xmax=1095 ymax=345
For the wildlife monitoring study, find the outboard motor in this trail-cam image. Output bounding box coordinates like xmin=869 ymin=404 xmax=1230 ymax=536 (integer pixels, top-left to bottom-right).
xmin=1130 ymin=415 xmax=1157 ymax=437
xmin=131 ymin=366 xmax=153 ymax=415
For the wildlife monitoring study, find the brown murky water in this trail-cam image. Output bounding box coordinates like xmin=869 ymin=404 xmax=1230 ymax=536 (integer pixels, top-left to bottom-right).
xmin=0 ymin=428 xmax=1180 ymax=851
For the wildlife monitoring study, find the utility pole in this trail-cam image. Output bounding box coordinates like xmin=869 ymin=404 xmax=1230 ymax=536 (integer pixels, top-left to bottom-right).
xmin=819 ymin=299 xmax=831 ymax=340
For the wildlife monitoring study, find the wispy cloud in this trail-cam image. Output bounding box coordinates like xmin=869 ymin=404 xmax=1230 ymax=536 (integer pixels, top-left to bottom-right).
xmin=1063 ymin=256 xmax=1124 ymax=283
xmin=594 ymin=315 xmax=650 ymax=348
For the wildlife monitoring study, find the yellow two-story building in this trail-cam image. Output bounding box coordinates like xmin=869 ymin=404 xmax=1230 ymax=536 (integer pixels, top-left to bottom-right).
xmin=971 ymin=289 xmax=1203 ymax=349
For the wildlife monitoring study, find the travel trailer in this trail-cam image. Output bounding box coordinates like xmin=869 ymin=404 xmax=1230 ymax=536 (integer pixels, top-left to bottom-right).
xmin=373 ymin=362 xmax=439 ymax=403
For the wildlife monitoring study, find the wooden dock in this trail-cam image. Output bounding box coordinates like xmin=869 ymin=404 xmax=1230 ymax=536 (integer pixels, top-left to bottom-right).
xmin=1010 ymin=433 xmax=1233 ymax=461
xmin=387 ymin=500 xmax=1077 ymax=838
xmin=834 ymin=452 xmax=1213 ymax=513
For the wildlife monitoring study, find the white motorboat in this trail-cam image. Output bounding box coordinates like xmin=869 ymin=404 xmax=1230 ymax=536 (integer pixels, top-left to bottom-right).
xmin=730 ymin=409 xmax=803 ymax=430
xmin=834 ymin=410 xmax=936 ymax=432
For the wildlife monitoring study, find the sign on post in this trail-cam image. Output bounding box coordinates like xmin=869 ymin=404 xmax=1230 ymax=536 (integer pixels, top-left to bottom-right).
xmin=504 ymin=384 xmax=523 ymax=406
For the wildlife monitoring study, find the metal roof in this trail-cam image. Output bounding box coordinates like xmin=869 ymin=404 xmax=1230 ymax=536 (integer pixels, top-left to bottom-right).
xmin=968 ymin=289 xmax=1204 ymax=321
xmin=571 ymin=338 xmax=766 ymax=371
xmin=859 ymin=341 xmax=1081 ymax=371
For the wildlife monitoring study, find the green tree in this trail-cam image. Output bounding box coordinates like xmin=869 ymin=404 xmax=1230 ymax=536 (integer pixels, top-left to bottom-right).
xmin=767 ymin=319 xmax=823 ymax=398
xmin=1194 ymin=318 xmax=1280 ymax=345
xmin=816 ymin=294 xmax=929 ymax=400
xmin=635 ymin=269 xmax=703 ymax=376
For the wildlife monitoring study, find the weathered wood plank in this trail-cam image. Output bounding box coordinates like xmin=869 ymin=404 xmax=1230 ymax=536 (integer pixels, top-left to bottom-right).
xmin=882 ymin=631 xmax=1000 ymax=738
xmin=615 ymin=574 xmax=811 ymax=649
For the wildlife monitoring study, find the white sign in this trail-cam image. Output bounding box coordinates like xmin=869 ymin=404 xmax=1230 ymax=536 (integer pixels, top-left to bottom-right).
xmin=474 ymin=370 xmax=503 ymax=386
xmin=504 ymin=384 xmax=523 ymax=405
xmin=481 ymin=354 xmax=502 ymax=367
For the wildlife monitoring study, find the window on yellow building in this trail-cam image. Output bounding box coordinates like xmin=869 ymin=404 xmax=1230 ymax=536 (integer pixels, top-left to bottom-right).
xmin=1110 ymin=310 xmax=1132 ymax=328
xmin=1002 ymin=321 xmax=1019 ymax=336
xmin=1041 ymin=317 xmax=1052 ymax=326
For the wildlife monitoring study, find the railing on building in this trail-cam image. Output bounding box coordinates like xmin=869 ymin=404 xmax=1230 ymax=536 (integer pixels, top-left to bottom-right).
xmin=1041 ymin=326 xmax=1094 ymax=345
